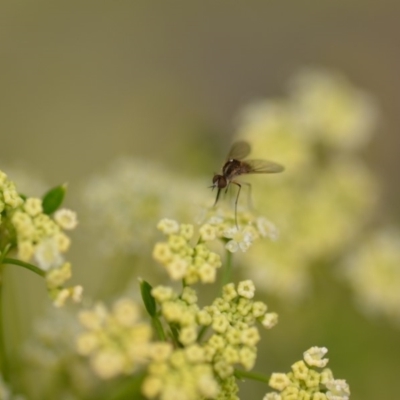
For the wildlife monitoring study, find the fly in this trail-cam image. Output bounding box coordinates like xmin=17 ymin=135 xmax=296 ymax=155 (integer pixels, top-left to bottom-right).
xmin=210 ymin=140 xmax=284 ymax=227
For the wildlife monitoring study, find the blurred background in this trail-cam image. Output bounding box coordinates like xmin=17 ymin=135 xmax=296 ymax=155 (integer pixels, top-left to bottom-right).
xmin=1 ymin=1 xmax=400 ymax=399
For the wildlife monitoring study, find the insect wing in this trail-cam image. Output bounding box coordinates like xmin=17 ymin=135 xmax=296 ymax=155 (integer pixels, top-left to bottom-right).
xmin=242 ymin=159 xmax=285 ymax=174
xmin=226 ymin=141 xmax=251 ymax=161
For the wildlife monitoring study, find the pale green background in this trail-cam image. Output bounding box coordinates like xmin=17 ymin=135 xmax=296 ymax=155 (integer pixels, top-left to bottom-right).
xmin=1 ymin=2 xmax=400 ymax=400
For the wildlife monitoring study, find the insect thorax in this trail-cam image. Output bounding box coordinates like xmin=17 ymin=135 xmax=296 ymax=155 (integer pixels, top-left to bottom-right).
xmin=222 ymin=159 xmax=243 ymax=179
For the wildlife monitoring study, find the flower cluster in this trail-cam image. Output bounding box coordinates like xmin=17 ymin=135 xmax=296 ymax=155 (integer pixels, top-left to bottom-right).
xmin=43 ymin=257 xmax=83 ymax=308
xmin=142 ymin=344 xmax=219 ymax=400
xmin=0 ymin=170 xmax=81 ymax=306
xmin=153 ymin=219 xmax=222 ymax=283
xmin=80 ymin=158 xmax=207 ymax=258
xmin=149 ymin=281 xmax=277 ymax=399
xmin=76 ymin=299 xmax=152 ymax=379
xmin=200 ymin=281 xmax=278 ymax=378
xmin=1 ymin=178 xmax=77 ymax=269
xmin=265 ymin=347 xmax=350 ymax=400
xmin=342 ymin=229 xmax=400 ymax=323
xmin=233 ymin=69 xmax=378 ymax=300
xmin=153 ymin=213 xmax=278 ymax=284
xmin=289 ymin=69 xmax=377 ymax=150
xmin=201 ymin=207 xmax=279 ymax=253
xmin=21 ymin=306 xmax=100 ymax=400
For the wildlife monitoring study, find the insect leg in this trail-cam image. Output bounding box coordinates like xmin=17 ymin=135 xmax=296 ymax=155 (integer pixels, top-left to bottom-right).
xmin=231 ymin=181 xmax=242 ymax=229
xmin=213 ymin=187 xmax=222 ymax=207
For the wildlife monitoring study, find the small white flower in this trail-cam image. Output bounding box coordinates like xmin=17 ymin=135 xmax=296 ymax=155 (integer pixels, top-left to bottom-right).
xmin=199 ymin=223 xmax=217 ymax=241
xmin=269 ymin=373 xmax=291 ymax=391
xmin=225 ymin=240 xmax=239 ymax=253
xmin=34 ymin=238 xmax=64 ymax=271
xmin=240 ymin=327 xmax=260 ymax=346
xmin=45 ymin=262 xmax=72 ymax=288
xmin=222 ymin=283 xmax=238 ymax=301
xmin=157 ymin=218 xmax=180 ymax=234
xmin=148 ymin=342 xmax=173 ymax=362
xmin=18 ymin=240 xmax=34 ymax=261
xmin=223 ymin=227 xmax=254 ymax=253
xmin=197 ymin=374 xmax=220 ymax=398
xmin=291 ymin=360 xmax=309 ymax=380
xmin=252 ymin=301 xmax=268 ymax=318
xmin=142 ymin=377 xmax=163 ymax=398
xmin=0 ymin=170 xmax=8 ymax=187
xmin=325 ymin=379 xmax=350 ymax=400
xmin=212 ymin=314 xmax=230 ymax=334
xmin=304 ymin=346 xmax=329 ymax=368
xmin=166 ymin=257 xmax=188 ymax=280
xmin=214 ymin=359 xmax=234 ymax=379
xmin=76 ymin=332 xmax=99 ymax=355
xmin=3 ymin=187 xmax=23 ymax=208
xmin=179 ymin=223 xmax=194 ymax=240
xmin=24 ymin=197 xmax=43 ymax=217
xmin=256 ymin=217 xmax=279 ymax=240
xmin=54 ymin=232 xmax=71 ymax=252
xmin=54 ymin=208 xmax=78 ymax=230
xmin=237 ymin=280 xmax=256 ymax=299
xmin=113 ymin=298 xmax=139 ymax=326
xmin=72 ymin=285 xmax=83 ymax=303
xmin=208 ymin=216 xmax=224 ymax=225
xmin=53 ymin=288 xmax=70 ymax=307
xmin=78 ymin=304 xmax=108 ymax=330
xmin=197 ymin=309 xmax=212 ymax=326
xmin=181 ymin=286 xmax=197 ymax=305
xmin=198 ymin=262 xmax=217 ymax=283
xmin=320 ymin=368 xmax=334 ymax=385
xmin=90 ymin=349 xmax=125 ymax=379
xmin=262 ymin=312 xmax=278 ymax=329
xmin=179 ymin=326 xmax=197 ymax=346
xmin=151 ymin=285 xmax=175 ymax=303
xmin=185 ymin=344 xmax=205 ymax=363
xmin=263 ymin=393 xmax=282 ymax=400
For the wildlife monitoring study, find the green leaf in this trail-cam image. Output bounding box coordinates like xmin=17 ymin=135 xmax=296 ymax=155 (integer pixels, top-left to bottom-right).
xmin=42 ymin=184 xmax=67 ymax=214
xmin=105 ymin=372 xmax=146 ymax=400
xmin=140 ymin=279 xmax=157 ymax=317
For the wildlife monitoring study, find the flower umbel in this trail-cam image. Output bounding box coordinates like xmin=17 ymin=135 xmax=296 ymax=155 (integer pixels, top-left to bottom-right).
xmin=234 ymin=69 xmax=378 ymax=302
xmin=265 ymin=347 xmax=350 ymax=400
xmin=0 ymin=169 xmax=80 ymax=306
xmin=147 ymin=280 xmax=278 ymax=399
xmin=202 ymin=207 xmax=279 ymax=254
xmin=76 ymin=299 xmax=152 ymax=379
xmin=153 ymin=219 xmax=222 ymax=284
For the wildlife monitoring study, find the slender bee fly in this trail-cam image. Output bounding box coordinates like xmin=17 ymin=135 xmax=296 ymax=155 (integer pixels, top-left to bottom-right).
xmin=210 ymin=141 xmax=284 ymax=227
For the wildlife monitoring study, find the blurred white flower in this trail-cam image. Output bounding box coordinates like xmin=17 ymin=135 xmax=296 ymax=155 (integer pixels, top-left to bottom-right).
xmin=34 ymin=238 xmax=64 ymax=271
xmin=342 ymin=229 xmax=400 ymax=323
xmin=223 ymin=226 xmax=255 ymax=253
xmin=234 ymin=68 xmax=379 ymax=301
xmin=80 ymin=158 xmax=207 ymax=257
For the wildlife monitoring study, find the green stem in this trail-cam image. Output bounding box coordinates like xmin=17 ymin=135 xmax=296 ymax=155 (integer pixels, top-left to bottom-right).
xmin=2 ymin=258 xmax=45 ymax=278
xmin=152 ymin=316 xmax=166 ymax=341
xmin=0 ymin=245 xmax=12 ymax=264
xmin=0 ymin=244 xmax=13 ymax=381
xmin=0 ymin=263 xmax=8 ymax=381
xmin=168 ymin=323 xmax=182 ymax=348
xmin=221 ymin=249 xmax=233 ymax=289
xmin=234 ymin=368 xmax=270 ymax=384
xmin=197 ymin=325 xmax=208 ymax=342
xmin=0 ymin=255 xmax=44 ymax=381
